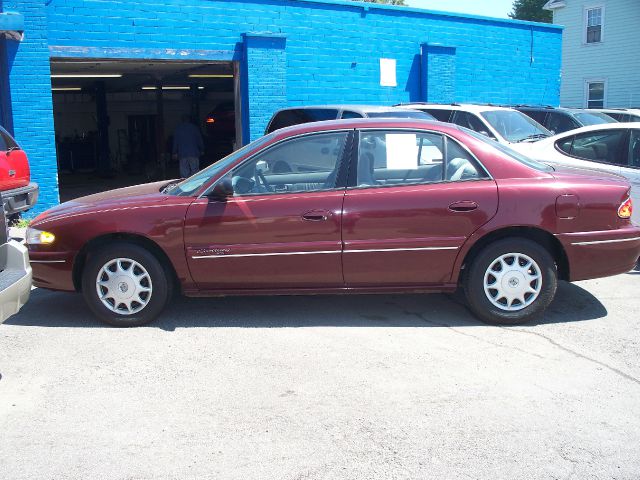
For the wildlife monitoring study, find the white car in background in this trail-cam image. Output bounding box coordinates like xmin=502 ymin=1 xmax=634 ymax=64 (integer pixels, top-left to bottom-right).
xmin=519 ymin=123 xmax=640 ymax=224
xmin=593 ymin=108 xmax=640 ymax=123
xmin=396 ymin=103 xmax=552 ymax=151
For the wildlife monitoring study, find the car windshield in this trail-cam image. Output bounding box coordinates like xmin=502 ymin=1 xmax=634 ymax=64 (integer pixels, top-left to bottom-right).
xmin=366 ymin=111 xmax=435 ymax=120
xmin=461 ymin=126 xmax=554 ymax=172
xmin=573 ymin=111 xmax=618 ymax=125
xmin=166 ymin=135 xmax=273 ymax=196
xmin=480 ymin=110 xmax=551 ymax=143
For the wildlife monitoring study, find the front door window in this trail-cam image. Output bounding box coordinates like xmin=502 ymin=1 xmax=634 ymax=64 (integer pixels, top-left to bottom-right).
xmin=228 ymin=132 xmax=348 ymax=195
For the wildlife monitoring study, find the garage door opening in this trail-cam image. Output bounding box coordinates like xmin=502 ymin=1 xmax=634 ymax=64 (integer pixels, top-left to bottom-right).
xmin=49 ymin=59 xmax=241 ymax=201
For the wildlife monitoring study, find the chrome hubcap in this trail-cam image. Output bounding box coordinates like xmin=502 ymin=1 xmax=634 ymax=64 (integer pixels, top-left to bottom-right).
xmin=96 ymin=258 xmax=152 ymax=315
xmin=483 ymin=253 xmax=542 ymax=311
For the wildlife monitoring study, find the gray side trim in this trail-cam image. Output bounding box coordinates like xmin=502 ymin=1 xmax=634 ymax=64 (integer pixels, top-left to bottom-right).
xmin=572 ymin=236 xmax=640 ymax=246
xmin=192 ymin=246 xmax=458 ymax=259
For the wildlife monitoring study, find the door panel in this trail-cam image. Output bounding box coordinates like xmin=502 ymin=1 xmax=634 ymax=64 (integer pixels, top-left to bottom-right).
xmin=183 ymin=130 xmax=351 ymax=290
xmin=343 ymin=129 xmax=498 ymax=287
xmin=342 ymin=180 xmax=498 ymax=286
xmin=184 ymin=191 xmax=345 ymax=289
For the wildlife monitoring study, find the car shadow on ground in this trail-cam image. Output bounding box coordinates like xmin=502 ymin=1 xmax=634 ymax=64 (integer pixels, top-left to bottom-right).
xmin=5 ymin=280 xmax=607 ymax=331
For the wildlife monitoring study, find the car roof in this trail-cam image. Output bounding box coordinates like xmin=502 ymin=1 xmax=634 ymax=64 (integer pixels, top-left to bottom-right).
xmin=514 ymin=105 xmax=625 ymax=116
xmin=542 ymin=121 xmax=640 ymax=140
xmin=267 ymin=117 xmax=460 ymax=139
xmin=398 ymin=103 xmax=518 ymax=114
xmin=274 ymin=105 xmax=426 ymax=114
xmin=595 ymin=108 xmax=640 ymax=115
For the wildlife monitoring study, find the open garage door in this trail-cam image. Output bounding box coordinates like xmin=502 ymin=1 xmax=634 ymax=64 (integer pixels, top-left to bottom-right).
xmin=49 ymin=59 xmax=240 ymax=201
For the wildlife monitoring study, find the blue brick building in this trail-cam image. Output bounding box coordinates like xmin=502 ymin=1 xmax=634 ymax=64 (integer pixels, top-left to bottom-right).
xmin=0 ymin=0 xmax=562 ymax=214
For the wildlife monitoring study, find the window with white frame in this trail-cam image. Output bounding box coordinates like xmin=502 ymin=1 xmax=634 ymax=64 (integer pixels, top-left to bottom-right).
xmin=585 ymin=6 xmax=603 ymax=43
xmin=586 ymin=81 xmax=605 ymax=108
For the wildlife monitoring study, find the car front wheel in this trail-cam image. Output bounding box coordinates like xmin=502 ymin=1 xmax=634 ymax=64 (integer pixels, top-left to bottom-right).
xmin=464 ymin=238 xmax=558 ymax=325
xmin=81 ymin=242 xmax=173 ymax=327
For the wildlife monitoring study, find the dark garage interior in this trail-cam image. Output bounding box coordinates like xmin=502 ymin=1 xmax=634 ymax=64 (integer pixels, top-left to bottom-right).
xmin=49 ymin=59 xmax=240 ymax=201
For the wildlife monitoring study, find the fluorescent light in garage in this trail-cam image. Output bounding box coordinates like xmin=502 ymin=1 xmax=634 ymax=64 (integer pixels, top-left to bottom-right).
xmin=51 ymin=74 xmax=123 ymax=78
xmin=188 ymin=74 xmax=233 ymax=78
xmin=52 ymin=87 xmax=82 ymax=91
xmin=142 ymin=86 xmax=205 ymax=90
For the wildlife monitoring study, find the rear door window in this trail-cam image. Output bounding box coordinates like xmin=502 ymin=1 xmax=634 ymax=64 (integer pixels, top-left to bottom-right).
xmin=546 ymin=112 xmax=580 ymax=134
xmin=424 ymin=109 xmax=453 ymax=122
xmin=452 ymin=112 xmax=496 ymax=139
xmin=266 ymin=108 xmax=339 ymax=133
xmin=521 ymin=109 xmax=547 ymax=125
xmin=340 ymin=110 xmax=364 ymax=119
xmin=355 ymin=130 xmax=486 ymax=188
xmin=0 ymin=128 xmax=17 ymax=152
xmin=629 ymin=130 xmax=640 ymax=168
xmin=556 ymin=129 xmax=627 ymax=165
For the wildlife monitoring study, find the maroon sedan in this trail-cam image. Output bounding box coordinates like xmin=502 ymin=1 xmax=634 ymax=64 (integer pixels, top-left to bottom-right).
xmin=27 ymin=119 xmax=640 ymax=327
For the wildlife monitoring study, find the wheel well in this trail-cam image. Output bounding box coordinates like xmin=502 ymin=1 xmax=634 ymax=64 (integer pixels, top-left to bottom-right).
xmin=72 ymin=233 xmax=179 ymax=292
xmin=460 ymin=227 xmax=570 ymax=283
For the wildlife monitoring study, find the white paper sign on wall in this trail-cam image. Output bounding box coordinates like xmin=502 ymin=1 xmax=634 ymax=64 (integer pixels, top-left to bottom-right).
xmin=379 ymin=58 xmax=397 ymax=87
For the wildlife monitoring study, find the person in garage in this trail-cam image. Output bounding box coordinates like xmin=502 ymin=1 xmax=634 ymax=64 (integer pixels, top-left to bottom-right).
xmin=172 ymin=115 xmax=204 ymax=178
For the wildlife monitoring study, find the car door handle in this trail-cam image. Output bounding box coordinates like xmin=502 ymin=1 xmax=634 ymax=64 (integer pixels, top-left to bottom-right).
xmin=448 ymin=201 xmax=478 ymax=212
xmin=302 ymin=210 xmax=331 ymax=221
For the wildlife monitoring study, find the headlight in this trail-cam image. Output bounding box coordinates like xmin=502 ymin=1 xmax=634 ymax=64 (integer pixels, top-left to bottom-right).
xmin=26 ymin=228 xmax=56 ymax=245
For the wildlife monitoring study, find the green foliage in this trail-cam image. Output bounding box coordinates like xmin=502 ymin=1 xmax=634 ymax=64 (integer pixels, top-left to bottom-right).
xmin=509 ymin=0 xmax=552 ymax=23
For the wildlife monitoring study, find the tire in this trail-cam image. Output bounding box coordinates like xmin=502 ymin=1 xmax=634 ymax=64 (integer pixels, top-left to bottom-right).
xmin=81 ymin=242 xmax=173 ymax=327
xmin=464 ymin=238 xmax=557 ymax=325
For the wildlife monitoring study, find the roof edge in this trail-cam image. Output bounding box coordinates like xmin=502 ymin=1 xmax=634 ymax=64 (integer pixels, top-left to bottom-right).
xmin=286 ymin=0 xmax=563 ymax=30
xmin=543 ymin=0 xmax=566 ymax=10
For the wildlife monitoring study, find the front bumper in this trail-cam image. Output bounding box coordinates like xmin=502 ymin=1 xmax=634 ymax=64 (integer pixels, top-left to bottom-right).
xmin=2 ymin=182 xmax=39 ymax=215
xmin=0 ymin=241 xmax=32 ymax=324
xmin=557 ymin=226 xmax=640 ymax=281
xmin=29 ymin=249 xmax=75 ymax=292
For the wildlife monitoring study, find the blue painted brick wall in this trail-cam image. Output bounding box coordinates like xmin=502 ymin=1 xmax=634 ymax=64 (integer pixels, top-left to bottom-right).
xmin=5 ymin=0 xmax=562 ymax=212
xmin=422 ymin=44 xmax=457 ymax=104
xmin=243 ymin=34 xmax=287 ymax=142
xmin=3 ymin=0 xmax=59 ymax=216
xmin=43 ymin=0 xmax=562 ymax=119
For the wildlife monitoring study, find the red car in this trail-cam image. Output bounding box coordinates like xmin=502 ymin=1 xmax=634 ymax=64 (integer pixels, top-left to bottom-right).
xmin=26 ymin=119 xmax=640 ymax=327
xmin=0 ymin=126 xmax=39 ymax=216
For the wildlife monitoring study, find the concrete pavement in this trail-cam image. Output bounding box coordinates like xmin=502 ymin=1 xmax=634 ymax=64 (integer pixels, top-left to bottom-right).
xmin=1 ymin=272 xmax=640 ymax=479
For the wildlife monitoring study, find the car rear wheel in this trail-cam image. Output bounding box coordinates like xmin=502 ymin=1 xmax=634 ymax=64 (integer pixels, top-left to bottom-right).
xmin=81 ymin=242 xmax=172 ymax=327
xmin=464 ymin=238 xmax=557 ymax=325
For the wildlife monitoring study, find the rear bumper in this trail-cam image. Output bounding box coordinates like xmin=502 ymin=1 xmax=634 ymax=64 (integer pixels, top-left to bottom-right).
xmin=0 ymin=241 xmax=32 ymax=324
xmin=557 ymin=226 xmax=640 ymax=281
xmin=2 ymin=182 xmax=39 ymax=215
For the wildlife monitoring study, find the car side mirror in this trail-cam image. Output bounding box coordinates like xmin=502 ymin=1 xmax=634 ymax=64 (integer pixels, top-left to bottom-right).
xmin=208 ymin=177 xmax=233 ymax=200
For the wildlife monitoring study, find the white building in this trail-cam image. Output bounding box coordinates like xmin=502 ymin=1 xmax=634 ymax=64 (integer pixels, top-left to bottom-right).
xmin=544 ymin=0 xmax=640 ymax=108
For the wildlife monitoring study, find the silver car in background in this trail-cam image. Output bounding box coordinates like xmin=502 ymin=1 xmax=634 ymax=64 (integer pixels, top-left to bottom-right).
xmin=519 ymin=123 xmax=640 ymax=224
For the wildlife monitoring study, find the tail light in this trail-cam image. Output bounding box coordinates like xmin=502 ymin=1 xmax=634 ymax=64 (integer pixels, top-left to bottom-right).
xmin=618 ymin=197 xmax=633 ymax=219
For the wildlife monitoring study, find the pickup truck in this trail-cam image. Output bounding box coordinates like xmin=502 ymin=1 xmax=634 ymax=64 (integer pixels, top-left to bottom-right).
xmin=0 ymin=125 xmax=39 ymax=217
xmin=0 ymin=196 xmax=31 ymax=323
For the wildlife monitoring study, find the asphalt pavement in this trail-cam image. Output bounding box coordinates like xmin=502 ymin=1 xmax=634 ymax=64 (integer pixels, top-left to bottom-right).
xmin=1 ymin=271 xmax=640 ymax=479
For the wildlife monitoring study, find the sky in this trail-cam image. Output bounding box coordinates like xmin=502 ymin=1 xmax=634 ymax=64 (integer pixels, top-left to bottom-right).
xmin=405 ymin=0 xmax=514 ymax=19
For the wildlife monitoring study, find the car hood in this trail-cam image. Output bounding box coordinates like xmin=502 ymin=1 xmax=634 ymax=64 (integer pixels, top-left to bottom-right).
xmin=31 ymin=180 xmax=176 ymax=224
